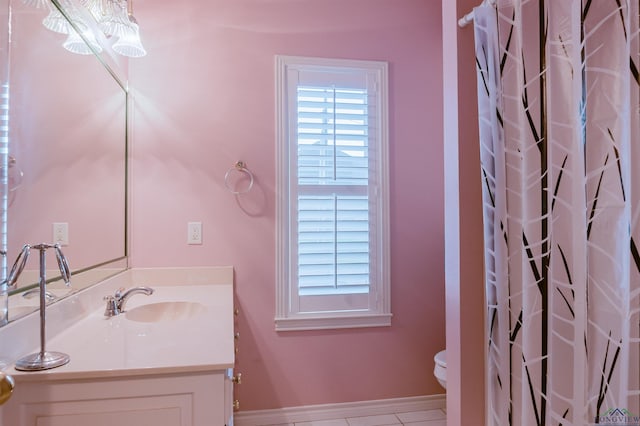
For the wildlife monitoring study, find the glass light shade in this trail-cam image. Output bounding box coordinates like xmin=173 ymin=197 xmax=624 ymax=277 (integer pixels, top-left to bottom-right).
xmin=81 ymin=0 xmax=106 ymax=21
xmin=43 ymin=7 xmax=73 ymax=34
xmin=63 ymin=24 xmax=103 ymax=55
xmin=112 ymin=21 xmax=146 ymax=58
xmin=98 ymin=0 xmax=133 ymax=38
xmin=21 ymin=0 xmax=48 ymax=8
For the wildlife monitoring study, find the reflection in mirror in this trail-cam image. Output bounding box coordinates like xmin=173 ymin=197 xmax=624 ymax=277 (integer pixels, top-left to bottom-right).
xmin=0 ymin=0 xmax=128 ymax=326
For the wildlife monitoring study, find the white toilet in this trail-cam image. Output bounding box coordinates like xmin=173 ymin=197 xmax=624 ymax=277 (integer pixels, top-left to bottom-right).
xmin=433 ymin=350 xmax=446 ymax=389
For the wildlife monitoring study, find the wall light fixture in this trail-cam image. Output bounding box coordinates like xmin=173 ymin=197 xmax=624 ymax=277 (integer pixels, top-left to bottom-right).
xmin=24 ymin=0 xmax=146 ymax=58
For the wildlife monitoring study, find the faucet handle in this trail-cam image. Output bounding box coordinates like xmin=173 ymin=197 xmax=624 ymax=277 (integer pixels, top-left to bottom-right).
xmin=114 ymin=287 xmax=126 ymax=299
xmin=103 ymin=295 xmax=120 ymax=317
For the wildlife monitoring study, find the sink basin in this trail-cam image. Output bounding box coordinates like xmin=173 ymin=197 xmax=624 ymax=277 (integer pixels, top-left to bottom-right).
xmin=125 ymin=301 xmax=207 ymax=323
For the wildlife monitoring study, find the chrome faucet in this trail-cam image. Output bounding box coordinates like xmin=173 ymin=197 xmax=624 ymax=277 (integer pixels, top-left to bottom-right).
xmin=104 ymin=286 xmax=154 ymax=317
xmin=22 ymin=288 xmax=56 ymax=301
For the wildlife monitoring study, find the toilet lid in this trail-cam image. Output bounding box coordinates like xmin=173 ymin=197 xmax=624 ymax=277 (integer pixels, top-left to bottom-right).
xmin=434 ymin=350 xmax=446 ymax=367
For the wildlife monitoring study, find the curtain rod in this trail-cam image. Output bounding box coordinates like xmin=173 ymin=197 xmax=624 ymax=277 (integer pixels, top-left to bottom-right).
xmin=458 ymin=0 xmax=496 ymax=28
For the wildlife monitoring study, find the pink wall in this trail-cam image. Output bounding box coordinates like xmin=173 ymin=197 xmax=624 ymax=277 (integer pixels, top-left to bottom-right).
xmin=129 ymin=0 xmax=444 ymax=410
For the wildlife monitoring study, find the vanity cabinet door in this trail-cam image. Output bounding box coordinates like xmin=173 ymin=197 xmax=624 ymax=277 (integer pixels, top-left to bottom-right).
xmin=3 ymin=371 xmax=227 ymax=426
xmin=22 ymin=404 xmax=184 ymax=426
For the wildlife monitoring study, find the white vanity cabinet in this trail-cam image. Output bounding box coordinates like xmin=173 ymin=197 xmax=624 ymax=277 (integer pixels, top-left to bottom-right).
xmin=0 ymin=268 xmax=236 ymax=426
xmin=3 ymin=369 xmax=234 ymax=426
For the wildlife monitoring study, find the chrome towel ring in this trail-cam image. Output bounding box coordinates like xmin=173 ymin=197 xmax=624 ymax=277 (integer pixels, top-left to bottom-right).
xmin=224 ymin=161 xmax=254 ymax=194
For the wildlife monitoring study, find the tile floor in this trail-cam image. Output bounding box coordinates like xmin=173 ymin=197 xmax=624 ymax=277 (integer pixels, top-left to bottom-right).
xmin=264 ymin=408 xmax=446 ymax=426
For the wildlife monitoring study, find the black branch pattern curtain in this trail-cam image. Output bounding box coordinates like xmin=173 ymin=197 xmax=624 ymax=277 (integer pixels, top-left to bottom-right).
xmin=473 ymin=1 xmax=640 ymax=425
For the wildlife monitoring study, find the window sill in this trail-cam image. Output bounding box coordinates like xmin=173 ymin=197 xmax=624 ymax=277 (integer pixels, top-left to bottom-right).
xmin=275 ymin=313 xmax=392 ymax=331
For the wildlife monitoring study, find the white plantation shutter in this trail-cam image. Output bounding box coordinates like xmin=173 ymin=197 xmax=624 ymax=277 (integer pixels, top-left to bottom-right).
xmin=298 ymin=195 xmax=370 ymax=296
xmin=297 ymin=86 xmax=370 ymax=296
xmin=276 ymin=56 xmax=390 ymax=330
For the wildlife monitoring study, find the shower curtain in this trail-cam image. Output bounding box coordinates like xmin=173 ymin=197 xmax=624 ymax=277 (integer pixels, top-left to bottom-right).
xmin=473 ymin=1 xmax=640 ymax=425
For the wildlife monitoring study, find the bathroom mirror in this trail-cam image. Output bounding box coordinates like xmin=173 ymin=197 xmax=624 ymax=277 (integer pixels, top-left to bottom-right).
xmin=1 ymin=0 xmax=128 ymax=324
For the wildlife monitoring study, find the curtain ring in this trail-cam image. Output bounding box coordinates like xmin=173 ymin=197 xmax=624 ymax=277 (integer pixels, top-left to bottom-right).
xmin=224 ymin=161 xmax=254 ymax=194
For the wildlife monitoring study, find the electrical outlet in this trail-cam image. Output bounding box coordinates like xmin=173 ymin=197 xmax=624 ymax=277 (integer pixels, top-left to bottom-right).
xmin=187 ymin=222 xmax=202 ymax=245
xmin=53 ymin=222 xmax=69 ymax=246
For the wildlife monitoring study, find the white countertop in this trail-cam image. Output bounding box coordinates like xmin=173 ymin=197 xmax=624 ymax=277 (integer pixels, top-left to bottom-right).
xmin=3 ymin=267 xmax=235 ymax=382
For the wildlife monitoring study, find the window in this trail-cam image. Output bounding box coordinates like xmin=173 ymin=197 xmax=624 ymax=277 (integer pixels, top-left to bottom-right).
xmin=275 ymin=55 xmax=390 ymax=331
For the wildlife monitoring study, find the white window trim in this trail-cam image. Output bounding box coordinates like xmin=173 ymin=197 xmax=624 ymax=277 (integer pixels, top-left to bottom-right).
xmin=275 ymin=55 xmax=391 ymax=331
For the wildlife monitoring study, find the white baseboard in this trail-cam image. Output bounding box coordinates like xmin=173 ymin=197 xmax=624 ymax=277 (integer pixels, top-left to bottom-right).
xmin=234 ymin=394 xmax=446 ymax=426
